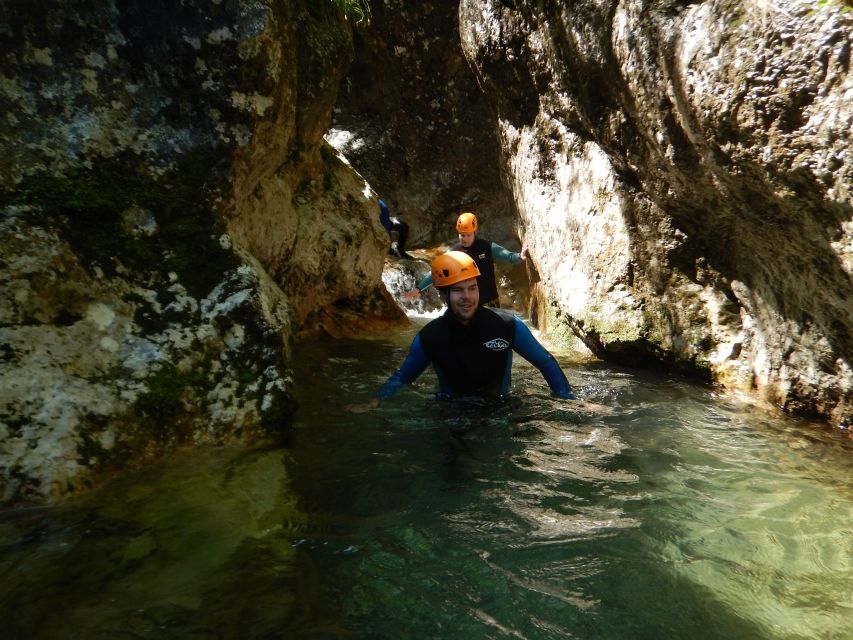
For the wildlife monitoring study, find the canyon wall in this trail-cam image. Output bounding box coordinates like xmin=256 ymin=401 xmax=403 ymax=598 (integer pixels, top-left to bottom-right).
xmin=0 ymin=0 xmax=399 ymax=504
xmin=328 ymin=0 xmax=517 ymax=246
xmin=459 ymin=0 xmax=852 ymax=427
xmin=2 ymin=0 xmax=850 ymax=506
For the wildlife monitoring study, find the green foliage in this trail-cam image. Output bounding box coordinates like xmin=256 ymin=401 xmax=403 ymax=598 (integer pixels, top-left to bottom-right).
xmin=332 ymin=0 xmax=371 ymax=22
xmin=819 ymin=0 xmax=853 ymax=11
xmin=76 ymin=429 xmax=107 ymax=467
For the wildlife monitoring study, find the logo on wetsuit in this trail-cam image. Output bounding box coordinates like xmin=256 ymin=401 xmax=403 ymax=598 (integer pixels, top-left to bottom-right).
xmin=483 ymin=338 xmax=509 ymax=351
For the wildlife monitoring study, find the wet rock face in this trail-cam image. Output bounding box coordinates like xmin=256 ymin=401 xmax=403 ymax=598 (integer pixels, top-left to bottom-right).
xmin=327 ymin=0 xmax=517 ymax=247
xmin=0 ymin=208 xmax=295 ymax=503
xmin=459 ymin=0 xmax=852 ymax=426
xmin=381 ymin=256 xmax=443 ymax=315
xmin=0 ymin=0 xmax=397 ymax=504
xmin=0 ymin=0 xmax=268 ymax=187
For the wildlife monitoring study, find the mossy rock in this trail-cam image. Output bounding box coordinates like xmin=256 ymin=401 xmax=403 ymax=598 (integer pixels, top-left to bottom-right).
xmin=3 ymin=154 xmax=238 ymax=299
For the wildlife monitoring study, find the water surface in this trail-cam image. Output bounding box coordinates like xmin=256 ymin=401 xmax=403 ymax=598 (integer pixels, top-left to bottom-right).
xmin=1 ymin=320 xmax=851 ymax=639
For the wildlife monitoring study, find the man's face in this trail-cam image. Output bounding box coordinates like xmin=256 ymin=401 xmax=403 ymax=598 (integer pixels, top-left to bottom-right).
xmin=458 ymin=232 xmax=475 ymax=247
xmin=446 ymin=277 xmax=479 ymax=324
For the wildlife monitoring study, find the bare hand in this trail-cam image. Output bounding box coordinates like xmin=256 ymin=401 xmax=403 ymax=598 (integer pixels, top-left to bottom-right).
xmin=403 ymin=288 xmax=421 ymax=300
xmin=519 ymin=242 xmax=528 ymax=260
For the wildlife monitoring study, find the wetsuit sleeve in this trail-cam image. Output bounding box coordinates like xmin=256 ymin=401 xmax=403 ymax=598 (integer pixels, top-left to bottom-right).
xmin=378 ymin=199 xmax=393 ymax=233
xmin=491 ymin=242 xmax=522 ymax=265
xmin=416 ymin=273 xmax=433 ymax=291
xmin=512 ymin=318 xmax=577 ymax=399
xmin=375 ymin=334 xmax=431 ymax=398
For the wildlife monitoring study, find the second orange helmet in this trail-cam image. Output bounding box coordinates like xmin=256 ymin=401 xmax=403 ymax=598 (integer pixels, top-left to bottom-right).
xmin=455 ymin=212 xmax=478 ymax=233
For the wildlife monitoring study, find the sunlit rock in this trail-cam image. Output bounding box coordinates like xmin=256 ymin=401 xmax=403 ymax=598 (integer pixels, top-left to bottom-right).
xmin=459 ymin=0 xmax=852 ymax=427
xmin=0 ymin=1 xmax=401 ymax=504
xmin=327 ymin=0 xmax=517 ymax=247
xmin=381 ymin=256 xmax=443 ymax=315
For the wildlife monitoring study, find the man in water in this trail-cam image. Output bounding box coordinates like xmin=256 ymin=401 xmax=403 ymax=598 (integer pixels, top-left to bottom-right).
xmin=405 ymin=211 xmax=526 ymax=307
xmin=350 ymin=251 xmax=575 ymax=410
xmin=379 ymin=198 xmax=412 ymax=259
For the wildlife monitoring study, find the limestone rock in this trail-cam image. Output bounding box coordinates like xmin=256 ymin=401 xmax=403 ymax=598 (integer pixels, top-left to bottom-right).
xmin=0 ymin=211 xmax=295 ymax=503
xmin=0 ymin=0 xmax=401 ymax=504
xmin=459 ymin=0 xmax=852 ymax=426
xmin=327 ymin=0 xmax=517 ymax=247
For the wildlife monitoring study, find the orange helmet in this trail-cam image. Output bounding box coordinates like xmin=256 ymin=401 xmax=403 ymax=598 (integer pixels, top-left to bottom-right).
xmin=431 ymin=251 xmax=481 ymax=287
xmin=455 ymin=212 xmax=478 ymax=233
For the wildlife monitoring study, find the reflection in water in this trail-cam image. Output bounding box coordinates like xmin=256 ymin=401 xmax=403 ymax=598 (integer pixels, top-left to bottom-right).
xmin=1 ymin=322 xmax=851 ymax=639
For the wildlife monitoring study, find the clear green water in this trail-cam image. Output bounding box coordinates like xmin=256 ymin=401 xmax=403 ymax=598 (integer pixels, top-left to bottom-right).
xmin=1 ymin=321 xmax=851 ymax=639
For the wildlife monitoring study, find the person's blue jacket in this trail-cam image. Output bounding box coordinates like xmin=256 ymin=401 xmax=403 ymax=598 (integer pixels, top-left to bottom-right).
xmin=379 ymin=199 xmax=393 ymax=233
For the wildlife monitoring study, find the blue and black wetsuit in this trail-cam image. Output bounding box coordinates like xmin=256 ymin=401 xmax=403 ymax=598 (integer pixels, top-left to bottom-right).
xmin=379 ymin=199 xmax=411 ymax=258
xmin=453 ymin=237 xmax=500 ymax=305
xmin=376 ymin=307 xmax=576 ymax=400
xmin=378 ymin=199 xmax=394 ymax=233
xmin=414 ymin=237 xmax=522 ymax=306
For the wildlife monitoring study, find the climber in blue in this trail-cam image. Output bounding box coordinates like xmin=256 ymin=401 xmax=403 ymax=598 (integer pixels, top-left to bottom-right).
xmin=379 ymin=199 xmax=412 ymax=259
xmin=349 ymin=251 xmax=575 ymax=411
xmin=405 ymin=211 xmax=526 ymax=307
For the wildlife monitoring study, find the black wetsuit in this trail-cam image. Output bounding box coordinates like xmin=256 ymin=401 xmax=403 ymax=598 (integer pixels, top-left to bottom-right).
xmin=414 ymin=239 xmax=523 ymax=305
xmin=379 ymin=199 xmax=411 ymax=258
xmin=376 ymin=307 xmax=575 ymax=399
xmin=453 ymin=237 xmax=499 ymax=305
xmin=419 ymin=306 xmax=517 ymax=396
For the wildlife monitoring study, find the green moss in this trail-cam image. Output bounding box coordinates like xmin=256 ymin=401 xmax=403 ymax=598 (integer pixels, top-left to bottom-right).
xmin=727 ymin=7 xmax=748 ymax=30
xmin=76 ymin=430 xmax=106 ymax=467
xmin=573 ymin=304 xmax=645 ymax=347
xmin=259 ymin=388 xmax=297 ymax=434
xmin=591 ymin=318 xmax=644 ymax=345
xmin=817 ymin=0 xmax=853 ymax=13
xmin=3 ymin=154 xmax=238 ymax=298
xmin=545 ymin=304 xmax=582 ymax=350
xmin=226 ymin=358 xmax=296 ymax=433
xmin=136 ymin=357 xmax=215 ymax=425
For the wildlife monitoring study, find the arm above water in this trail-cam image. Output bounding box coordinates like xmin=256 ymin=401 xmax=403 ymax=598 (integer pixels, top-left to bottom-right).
xmin=404 ymin=273 xmax=434 ymax=300
xmin=511 ymin=317 xmax=576 ymax=399
xmin=491 ymin=242 xmax=524 ymax=265
xmin=375 ymin=334 xmax=431 ymax=399
xmin=347 ymin=335 xmax=431 ymax=412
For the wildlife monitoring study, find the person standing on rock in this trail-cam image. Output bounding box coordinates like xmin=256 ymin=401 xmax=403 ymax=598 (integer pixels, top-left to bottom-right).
xmin=404 ymin=211 xmax=526 ymax=307
xmin=379 ymin=199 xmax=413 ymax=259
xmin=348 ymin=251 xmax=575 ymax=411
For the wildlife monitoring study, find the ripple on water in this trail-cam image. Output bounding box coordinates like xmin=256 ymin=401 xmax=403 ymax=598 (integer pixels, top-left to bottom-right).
xmin=2 ymin=337 xmax=852 ymax=639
